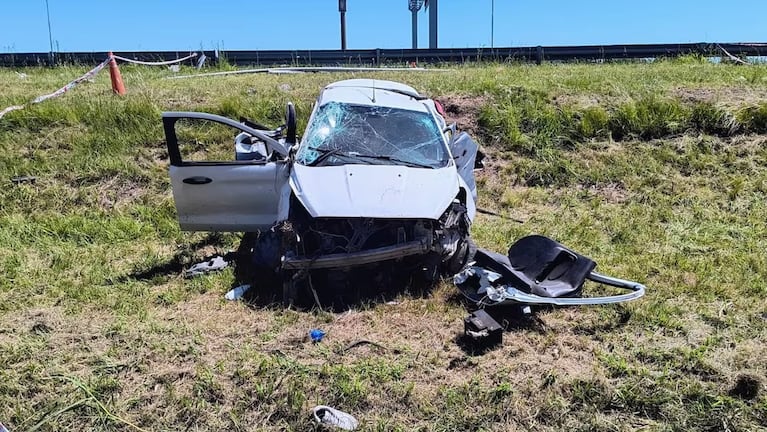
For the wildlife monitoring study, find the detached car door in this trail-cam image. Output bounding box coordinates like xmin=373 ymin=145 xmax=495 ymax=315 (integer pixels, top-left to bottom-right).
xmin=163 ymin=112 xmax=290 ymax=232
xmin=448 ymin=131 xmax=481 ymax=203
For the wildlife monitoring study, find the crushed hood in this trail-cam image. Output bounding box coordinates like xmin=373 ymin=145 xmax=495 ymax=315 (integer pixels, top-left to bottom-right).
xmin=290 ymin=164 xmax=459 ymax=219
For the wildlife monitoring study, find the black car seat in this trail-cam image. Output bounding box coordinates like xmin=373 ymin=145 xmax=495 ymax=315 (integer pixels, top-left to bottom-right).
xmin=473 ymin=235 xmax=596 ymax=298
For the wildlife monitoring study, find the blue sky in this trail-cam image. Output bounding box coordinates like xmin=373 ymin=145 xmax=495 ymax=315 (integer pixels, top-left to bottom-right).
xmin=1 ymin=0 xmax=765 ymax=52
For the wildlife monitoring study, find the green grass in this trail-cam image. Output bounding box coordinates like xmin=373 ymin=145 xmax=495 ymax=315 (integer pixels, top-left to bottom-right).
xmin=1 ymin=61 xmax=766 ymax=431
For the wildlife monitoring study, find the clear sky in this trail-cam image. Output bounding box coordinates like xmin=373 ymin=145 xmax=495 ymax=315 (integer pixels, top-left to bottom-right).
xmin=1 ymin=0 xmax=765 ymax=53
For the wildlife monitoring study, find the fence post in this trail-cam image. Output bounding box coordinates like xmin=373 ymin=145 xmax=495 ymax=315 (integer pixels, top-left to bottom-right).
xmin=536 ymin=46 xmax=543 ymax=65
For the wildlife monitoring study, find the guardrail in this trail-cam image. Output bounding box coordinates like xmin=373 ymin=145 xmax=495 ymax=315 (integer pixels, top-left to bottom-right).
xmin=1 ymin=43 xmax=765 ymax=67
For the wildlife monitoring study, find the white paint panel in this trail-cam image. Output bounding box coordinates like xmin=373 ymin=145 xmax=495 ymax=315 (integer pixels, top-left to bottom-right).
xmin=290 ymin=164 xmax=459 ymax=219
xmin=170 ymin=162 xmax=289 ymax=231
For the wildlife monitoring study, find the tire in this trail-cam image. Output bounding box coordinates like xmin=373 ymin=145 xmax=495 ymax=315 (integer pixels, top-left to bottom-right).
xmin=444 ymin=237 xmax=477 ymax=276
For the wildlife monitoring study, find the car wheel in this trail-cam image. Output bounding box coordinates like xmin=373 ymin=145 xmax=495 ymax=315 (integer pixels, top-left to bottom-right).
xmin=444 ymin=237 xmax=477 ymax=276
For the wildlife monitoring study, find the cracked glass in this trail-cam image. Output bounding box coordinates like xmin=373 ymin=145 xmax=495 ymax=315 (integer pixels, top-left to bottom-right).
xmin=296 ymin=102 xmax=449 ymax=168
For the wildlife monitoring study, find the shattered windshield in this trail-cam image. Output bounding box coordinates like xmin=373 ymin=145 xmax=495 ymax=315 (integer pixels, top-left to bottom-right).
xmin=296 ymin=102 xmax=449 ymax=168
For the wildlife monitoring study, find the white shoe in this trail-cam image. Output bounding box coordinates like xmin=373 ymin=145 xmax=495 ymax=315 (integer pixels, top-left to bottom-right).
xmin=312 ymin=405 xmax=358 ymax=430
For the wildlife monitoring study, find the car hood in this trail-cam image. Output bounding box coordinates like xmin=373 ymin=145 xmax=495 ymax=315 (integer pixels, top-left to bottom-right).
xmin=290 ymin=163 xmax=459 ymax=219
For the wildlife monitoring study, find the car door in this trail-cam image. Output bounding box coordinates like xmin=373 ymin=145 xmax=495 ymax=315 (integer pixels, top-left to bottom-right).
xmin=448 ymin=131 xmax=482 ymax=203
xmin=163 ymin=111 xmax=290 ymax=232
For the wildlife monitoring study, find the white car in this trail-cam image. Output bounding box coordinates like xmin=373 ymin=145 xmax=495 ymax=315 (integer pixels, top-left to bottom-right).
xmin=163 ymin=79 xmax=483 ymax=303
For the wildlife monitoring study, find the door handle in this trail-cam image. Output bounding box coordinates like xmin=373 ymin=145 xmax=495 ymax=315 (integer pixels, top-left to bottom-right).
xmin=182 ymin=176 xmax=212 ymax=185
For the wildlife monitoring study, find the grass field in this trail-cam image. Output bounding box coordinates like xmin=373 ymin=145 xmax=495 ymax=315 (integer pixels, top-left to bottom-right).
xmin=1 ymin=59 xmax=767 ymax=431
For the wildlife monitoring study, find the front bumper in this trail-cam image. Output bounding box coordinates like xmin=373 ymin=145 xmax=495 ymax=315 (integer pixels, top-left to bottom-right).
xmin=281 ymin=239 xmax=430 ymax=270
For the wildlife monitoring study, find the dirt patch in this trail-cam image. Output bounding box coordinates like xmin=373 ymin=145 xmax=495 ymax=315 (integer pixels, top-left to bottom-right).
xmin=730 ymin=373 xmax=763 ymax=400
xmin=672 ymin=86 xmax=767 ymax=107
xmin=552 ymin=93 xmax=620 ymax=109
xmin=97 ymin=177 xmax=146 ymax=210
xmin=438 ymin=94 xmax=488 ymax=136
xmin=151 ymin=286 xmax=601 ymax=389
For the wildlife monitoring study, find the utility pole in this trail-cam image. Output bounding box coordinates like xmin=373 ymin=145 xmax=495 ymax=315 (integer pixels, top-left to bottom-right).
xmin=45 ymin=0 xmax=54 ymax=64
xmin=339 ymin=0 xmax=347 ymax=51
xmin=428 ymin=0 xmax=438 ymax=49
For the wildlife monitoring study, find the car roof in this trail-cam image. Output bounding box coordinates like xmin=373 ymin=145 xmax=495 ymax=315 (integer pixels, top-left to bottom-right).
xmin=318 ymin=79 xmax=430 ymax=113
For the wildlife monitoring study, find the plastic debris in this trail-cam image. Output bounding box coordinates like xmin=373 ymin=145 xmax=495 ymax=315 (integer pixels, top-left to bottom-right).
xmin=454 ymin=266 xmax=501 ymax=295
xmin=312 ymin=405 xmax=358 ymax=430
xmin=224 ymin=284 xmax=250 ymax=301
xmin=184 ymin=256 xmax=228 ymax=278
xmin=0 ymin=422 xmax=10 ymax=432
xmin=309 ymin=329 xmax=326 ymax=343
xmin=168 ymin=65 xmax=180 ymax=73
xmin=195 ymin=53 xmax=207 ymax=69
xmin=11 ymin=176 xmax=36 ymax=184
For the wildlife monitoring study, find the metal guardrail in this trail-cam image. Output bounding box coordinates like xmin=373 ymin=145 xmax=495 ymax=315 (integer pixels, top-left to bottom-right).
xmin=1 ymin=43 xmax=765 ymax=67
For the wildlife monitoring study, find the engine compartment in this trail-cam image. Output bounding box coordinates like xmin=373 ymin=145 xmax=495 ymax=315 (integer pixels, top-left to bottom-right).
xmin=235 ymin=197 xmax=474 ymax=307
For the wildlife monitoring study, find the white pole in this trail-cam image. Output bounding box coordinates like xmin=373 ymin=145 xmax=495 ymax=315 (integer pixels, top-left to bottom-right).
xmin=45 ymin=0 xmax=54 ymax=53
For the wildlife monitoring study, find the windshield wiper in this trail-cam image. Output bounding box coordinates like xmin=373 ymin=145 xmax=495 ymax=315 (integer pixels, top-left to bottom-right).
xmin=306 ymin=148 xmax=349 ymax=166
xmin=306 ymin=148 xmax=435 ymax=168
xmin=351 ymin=154 xmax=435 ymax=168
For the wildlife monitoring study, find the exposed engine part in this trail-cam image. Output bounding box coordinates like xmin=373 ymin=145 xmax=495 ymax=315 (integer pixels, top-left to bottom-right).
xmin=246 ymin=193 xmax=477 ymax=307
xmin=436 ymin=200 xmax=471 ymax=259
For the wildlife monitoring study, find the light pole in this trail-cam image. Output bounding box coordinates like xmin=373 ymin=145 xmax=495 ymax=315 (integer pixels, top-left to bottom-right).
xmin=45 ymin=0 xmax=54 ymax=63
xmin=339 ymin=0 xmax=347 ymax=51
xmin=408 ymin=0 xmax=425 ymax=49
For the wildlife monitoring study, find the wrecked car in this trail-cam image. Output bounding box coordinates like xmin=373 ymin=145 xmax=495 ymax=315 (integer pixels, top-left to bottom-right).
xmin=162 ymin=79 xmax=483 ymax=304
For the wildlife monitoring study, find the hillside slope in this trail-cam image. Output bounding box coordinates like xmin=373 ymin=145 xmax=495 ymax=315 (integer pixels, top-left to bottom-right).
xmin=1 ymin=61 xmax=766 ymax=431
